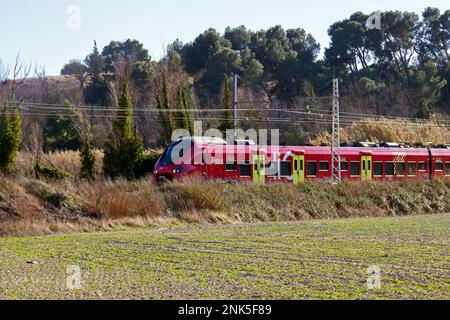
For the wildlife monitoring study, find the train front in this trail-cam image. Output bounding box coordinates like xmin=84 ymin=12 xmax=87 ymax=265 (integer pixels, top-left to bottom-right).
xmin=152 ymin=138 xmax=202 ymax=183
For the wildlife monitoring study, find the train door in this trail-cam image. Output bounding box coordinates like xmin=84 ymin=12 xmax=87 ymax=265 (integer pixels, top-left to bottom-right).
xmin=253 ymin=155 xmax=265 ymax=184
xmin=361 ymin=155 xmax=373 ymax=181
xmin=293 ymin=155 xmax=305 ymax=185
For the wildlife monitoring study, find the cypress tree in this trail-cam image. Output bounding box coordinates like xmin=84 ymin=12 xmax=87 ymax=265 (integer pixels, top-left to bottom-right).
xmin=174 ymin=86 xmax=194 ymax=135
xmin=80 ymin=132 xmax=95 ymax=180
xmin=219 ymin=75 xmax=233 ymax=137
xmin=103 ymin=82 xmax=144 ymax=179
xmin=180 ymin=87 xmax=195 ymax=135
xmin=175 ymin=86 xmax=190 ymax=131
xmin=0 ymin=107 xmax=22 ymax=173
xmin=156 ymin=70 xmax=175 ymax=146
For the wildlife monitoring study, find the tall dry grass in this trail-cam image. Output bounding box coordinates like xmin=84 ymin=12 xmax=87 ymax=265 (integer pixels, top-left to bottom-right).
xmin=2 ymin=173 xmax=450 ymax=237
xmin=15 ymin=150 xmax=104 ymax=177
xmin=79 ymin=180 xmax=164 ymax=219
xmin=311 ymin=118 xmax=450 ymax=146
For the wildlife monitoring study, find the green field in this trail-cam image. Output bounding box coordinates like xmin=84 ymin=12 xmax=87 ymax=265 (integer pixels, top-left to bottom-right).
xmin=0 ymin=214 xmax=449 ymax=300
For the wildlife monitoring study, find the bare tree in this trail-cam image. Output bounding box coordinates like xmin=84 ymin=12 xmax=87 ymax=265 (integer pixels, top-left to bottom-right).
xmin=10 ymin=53 xmax=33 ymax=100
xmin=0 ymin=58 xmax=11 ymax=100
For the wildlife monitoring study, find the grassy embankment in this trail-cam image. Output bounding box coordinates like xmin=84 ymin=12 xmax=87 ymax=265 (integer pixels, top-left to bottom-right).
xmin=1 ymin=149 xmax=450 ymax=236
xmin=3 ymin=114 xmax=450 ymax=237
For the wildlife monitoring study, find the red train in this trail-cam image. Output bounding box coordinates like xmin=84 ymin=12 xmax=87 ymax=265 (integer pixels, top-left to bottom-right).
xmin=152 ymin=138 xmax=450 ymax=184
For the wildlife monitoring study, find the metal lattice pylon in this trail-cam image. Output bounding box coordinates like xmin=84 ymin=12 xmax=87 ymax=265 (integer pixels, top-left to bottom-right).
xmin=331 ymin=78 xmax=342 ymax=183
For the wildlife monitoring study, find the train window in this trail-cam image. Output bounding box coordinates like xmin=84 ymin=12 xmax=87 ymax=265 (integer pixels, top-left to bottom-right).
xmin=319 ymin=161 xmax=330 ymax=172
xmin=340 ymin=161 xmax=348 ymax=171
xmin=385 ymin=163 xmax=395 ymax=176
xmin=407 ymin=163 xmax=417 ymax=176
xmin=418 ymin=162 xmax=427 ymax=171
xmin=374 ymin=162 xmax=383 ymax=176
xmin=446 ymin=163 xmax=450 ymax=176
xmin=226 ymin=162 xmax=237 ymax=171
xmin=280 ymin=162 xmax=292 ymax=177
xmin=239 ymin=163 xmax=251 ymax=177
xmin=435 ymin=161 xmax=444 ymax=171
xmin=307 ymin=162 xmax=317 ymax=176
xmin=267 ymin=162 xmax=278 ymax=177
xmin=350 ymin=162 xmax=360 ymax=177
xmin=395 ymin=162 xmax=406 ymax=176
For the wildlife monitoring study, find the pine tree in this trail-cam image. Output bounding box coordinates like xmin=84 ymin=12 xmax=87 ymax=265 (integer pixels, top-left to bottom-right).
xmin=103 ymin=82 xmax=144 ymax=179
xmin=219 ymin=75 xmax=233 ymax=137
xmin=0 ymin=107 xmax=22 ymax=173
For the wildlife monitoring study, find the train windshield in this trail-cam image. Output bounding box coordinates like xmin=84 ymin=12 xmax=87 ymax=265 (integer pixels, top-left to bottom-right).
xmin=160 ymin=140 xmax=194 ymax=166
xmin=160 ymin=140 xmax=183 ymax=166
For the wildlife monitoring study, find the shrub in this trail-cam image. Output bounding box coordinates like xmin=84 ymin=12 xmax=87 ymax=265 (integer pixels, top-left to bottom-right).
xmin=134 ymin=151 xmax=162 ymax=179
xmin=34 ymin=161 xmax=71 ymax=181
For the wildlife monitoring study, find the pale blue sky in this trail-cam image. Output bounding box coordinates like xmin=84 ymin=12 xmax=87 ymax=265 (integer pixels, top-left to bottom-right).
xmin=1 ymin=0 xmax=448 ymax=75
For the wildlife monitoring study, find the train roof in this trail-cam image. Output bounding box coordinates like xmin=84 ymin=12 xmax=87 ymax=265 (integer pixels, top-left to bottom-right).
xmin=201 ymin=144 xmax=446 ymax=156
xmin=430 ymin=148 xmax=450 ymax=157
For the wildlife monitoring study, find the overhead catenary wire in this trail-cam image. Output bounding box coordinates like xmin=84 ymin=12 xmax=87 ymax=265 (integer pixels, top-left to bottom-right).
xmin=3 ymin=99 xmax=450 ymax=128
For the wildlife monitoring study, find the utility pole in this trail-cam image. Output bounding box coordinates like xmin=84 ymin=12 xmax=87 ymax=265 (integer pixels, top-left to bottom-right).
xmin=331 ymin=77 xmax=342 ymax=183
xmin=232 ymin=73 xmax=239 ymax=140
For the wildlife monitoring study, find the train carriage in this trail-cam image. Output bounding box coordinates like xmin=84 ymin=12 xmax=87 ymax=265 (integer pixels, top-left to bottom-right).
xmin=152 ymin=138 xmax=450 ymax=184
xmin=431 ymin=148 xmax=450 ymax=179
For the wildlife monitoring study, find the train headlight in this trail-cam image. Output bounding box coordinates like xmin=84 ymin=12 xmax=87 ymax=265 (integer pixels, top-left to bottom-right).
xmin=173 ymin=166 xmax=183 ymax=174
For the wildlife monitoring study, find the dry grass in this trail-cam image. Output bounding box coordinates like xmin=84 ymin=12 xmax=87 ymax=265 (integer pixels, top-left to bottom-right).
xmin=311 ymin=118 xmax=450 ymax=146
xmin=80 ymin=180 xmax=164 ymax=219
xmin=1 ymin=172 xmax=450 ymax=237
xmin=15 ymin=150 xmax=104 ymax=177
xmin=0 ymin=176 xmax=44 ymax=222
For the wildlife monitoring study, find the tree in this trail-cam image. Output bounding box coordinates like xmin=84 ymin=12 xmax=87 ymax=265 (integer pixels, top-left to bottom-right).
xmin=155 ymin=69 xmax=175 ymax=146
xmin=85 ymin=41 xmax=104 ymax=75
xmin=377 ymin=11 xmax=421 ymax=81
xmin=103 ymin=82 xmax=144 ymax=179
xmin=175 ymin=86 xmax=194 ymax=135
xmin=80 ymin=135 xmax=95 ymax=179
xmin=102 ymin=39 xmax=152 ymax=85
xmin=61 ymin=60 xmax=89 ymax=98
xmin=201 ymin=47 xmax=242 ymax=95
xmin=413 ymin=60 xmax=447 ymax=118
xmin=84 ymin=41 xmax=109 ymax=105
xmin=325 ymin=13 xmax=374 ymax=73
xmin=218 ymin=75 xmax=233 ymax=136
xmin=181 ymin=28 xmax=229 ymax=74
xmin=0 ymin=106 xmax=22 ymax=173
xmin=239 ymin=48 xmax=264 ymax=86
xmin=44 ymin=101 xmax=81 ymax=152
xmin=417 ymin=8 xmax=450 ymax=64
xmin=61 ymin=59 xmax=88 ymax=75
xmin=249 ymin=26 xmax=320 ymax=99
xmin=67 ymin=101 xmax=96 ymax=180
xmin=224 ymin=26 xmax=252 ymax=50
